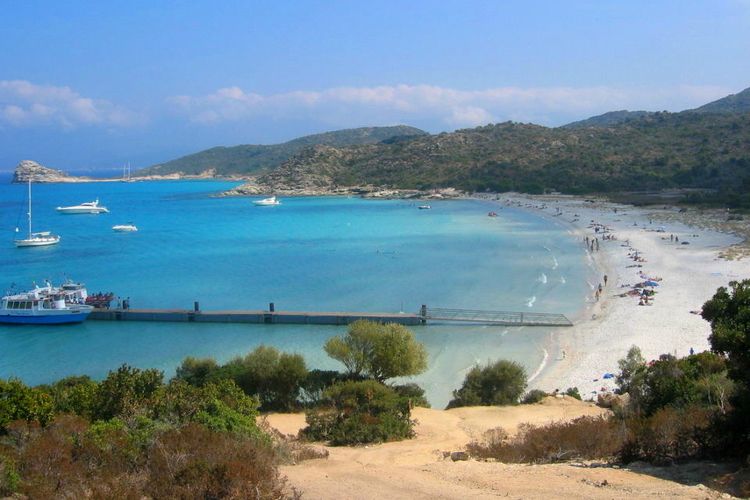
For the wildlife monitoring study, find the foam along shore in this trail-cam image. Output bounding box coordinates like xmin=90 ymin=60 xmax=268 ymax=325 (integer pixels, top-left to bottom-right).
xmin=496 ymin=194 xmax=749 ymax=400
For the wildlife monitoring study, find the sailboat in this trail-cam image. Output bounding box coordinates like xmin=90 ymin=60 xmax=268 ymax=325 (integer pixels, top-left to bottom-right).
xmin=14 ymin=178 xmax=60 ymax=247
xmin=121 ymin=162 xmax=133 ymax=182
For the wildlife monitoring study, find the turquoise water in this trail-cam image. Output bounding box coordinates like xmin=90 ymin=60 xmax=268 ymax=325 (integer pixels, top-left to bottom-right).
xmin=0 ymin=178 xmax=592 ymax=407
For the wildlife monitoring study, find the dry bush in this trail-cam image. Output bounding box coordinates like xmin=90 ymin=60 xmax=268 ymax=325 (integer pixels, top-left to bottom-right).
xmin=619 ymin=405 xmax=716 ymax=465
xmin=467 ymin=415 xmax=625 ymax=463
xmin=145 ymin=423 xmax=286 ymax=499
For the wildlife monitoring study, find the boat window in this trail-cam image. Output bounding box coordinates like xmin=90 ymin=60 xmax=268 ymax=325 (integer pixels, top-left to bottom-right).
xmin=25 ymin=301 xmax=32 ymax=309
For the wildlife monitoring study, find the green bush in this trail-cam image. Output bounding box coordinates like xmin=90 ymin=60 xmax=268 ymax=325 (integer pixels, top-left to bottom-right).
xmin=302 ymin=380 xmax=415 ymax=445
xmin=0 ymin=378 xmax=55 ymax=431
xmin=179 ymin=346 xmax=308 ymax=412
xmin=392 ymin=383 xmax=430 ymax=408
xmin=564 ymin=387 xmax=582 ymax=400
xmin=521 ymin=389 xmax=547 ymax=404
xmin=447 ymin=360 xmax=527 ymax=408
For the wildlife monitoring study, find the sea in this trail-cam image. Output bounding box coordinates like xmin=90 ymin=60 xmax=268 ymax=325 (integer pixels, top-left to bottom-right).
xmin=0 ymin=174 xmax=594 ymax=408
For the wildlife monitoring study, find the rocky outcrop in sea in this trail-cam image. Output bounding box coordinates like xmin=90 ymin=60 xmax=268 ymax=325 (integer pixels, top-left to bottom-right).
xmin=11 ymin=160 xmax=80 ymax=183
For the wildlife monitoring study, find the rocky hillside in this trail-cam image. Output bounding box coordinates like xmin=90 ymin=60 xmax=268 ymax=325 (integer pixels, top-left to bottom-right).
xmin=694 ymin=86 xmax=750 ymax=114
xmin=138 ymin=125 xmax=427 ymax=177
xmin=11 ymin=160 xmax=82 ymax=183
xmin=562 ymin=110 xmax=653 ymax=128
xmin=230 ymin=110 xmax=750 ymax=206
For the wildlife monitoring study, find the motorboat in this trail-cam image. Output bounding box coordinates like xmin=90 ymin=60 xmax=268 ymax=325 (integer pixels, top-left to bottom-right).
xmin=14 ymin=179 xmax=60 ymax=247
xmin=0 ymin=280 xmax=93 ymax=324
xmin=112 ymin=223 xmax=138 ymax=232
xmin=488 ymin=211 xmax=498 ymax=217
xmin=253 ymin=196 xmax=281 ymax=206
xmin=418 ymin=205 xmax=431 ymax=210
xmin=56 ymin=199 xmax=109 ymax=214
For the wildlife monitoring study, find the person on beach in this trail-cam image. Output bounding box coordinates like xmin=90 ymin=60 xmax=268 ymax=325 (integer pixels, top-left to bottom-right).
xmin=690 ymin=347 xmax=695 ymax=356
xmin=604 ymin=274 xmax=608 ymax=286
xmin=595 ymin=289 xmax=600 ymax=301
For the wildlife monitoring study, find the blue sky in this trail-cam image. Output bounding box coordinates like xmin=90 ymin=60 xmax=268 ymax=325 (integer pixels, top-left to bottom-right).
xmin=1 ymin=0 xmax=749 ymax=171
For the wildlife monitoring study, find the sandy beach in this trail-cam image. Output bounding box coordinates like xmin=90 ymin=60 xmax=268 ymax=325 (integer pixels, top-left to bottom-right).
xmin=498 ymin=194 xmax=750 ymax=399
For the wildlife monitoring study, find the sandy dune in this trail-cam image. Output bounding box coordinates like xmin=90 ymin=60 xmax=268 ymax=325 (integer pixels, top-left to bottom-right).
xmin=267 ymin=398 xmax=725 ymax=499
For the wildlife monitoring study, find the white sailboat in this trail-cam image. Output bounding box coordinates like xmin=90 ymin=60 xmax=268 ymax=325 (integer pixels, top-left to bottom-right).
xmin=121 ymin=162 xmax=133 ymax=182
xmin=14 ymin=178 xmax=60 ymax=247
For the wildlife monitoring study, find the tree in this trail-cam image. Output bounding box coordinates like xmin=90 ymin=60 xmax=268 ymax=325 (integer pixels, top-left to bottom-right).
xmin=174 ymin=357 xmax=218 ymax=387
xmin=446 ymin=360 xmax=527 ymax=408
xmin=324 ymin=320 xmax=427 ymax=382
xmin=702 ymin=280 xmax=750 ymax=451
xmin=205 ymin=346 xmax=308 ymax=412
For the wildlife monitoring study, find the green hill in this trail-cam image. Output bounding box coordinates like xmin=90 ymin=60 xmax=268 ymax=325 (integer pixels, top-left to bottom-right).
xmin=137 ymin=125 xmax=427 ymax=177
xmin=694 ymin=86 xmax=750 ymax=114
xmin=562 ymin=110 xmax=653 ymax=128
xmin=255 ymin=111 xmax=750 ymax=207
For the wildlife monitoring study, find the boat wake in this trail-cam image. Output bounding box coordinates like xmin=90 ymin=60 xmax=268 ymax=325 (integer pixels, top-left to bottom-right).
xmin=526 ymin=296 xmax=536 ymax=308
xmin=537 ymin=273 xmax=548 ymax=284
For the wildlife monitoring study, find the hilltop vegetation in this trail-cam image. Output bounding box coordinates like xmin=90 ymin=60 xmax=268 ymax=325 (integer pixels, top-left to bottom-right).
xmin=253 ymin=110 xmax=750 ymax=206
xmin=138 ymin=125 xmax=427 ymax=177
xmin=695 ymin=86 xmax=750 ymax=114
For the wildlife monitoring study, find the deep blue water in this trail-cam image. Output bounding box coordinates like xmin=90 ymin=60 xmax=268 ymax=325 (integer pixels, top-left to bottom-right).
xmin=0 ymin=179 xmax=592 ymax=407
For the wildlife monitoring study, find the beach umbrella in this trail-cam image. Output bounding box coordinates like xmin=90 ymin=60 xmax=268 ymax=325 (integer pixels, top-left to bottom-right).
xmin=644 ymin=280 xmax=660 ymax=287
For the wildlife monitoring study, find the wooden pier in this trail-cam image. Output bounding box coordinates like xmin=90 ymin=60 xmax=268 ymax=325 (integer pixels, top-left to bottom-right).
xmin=88 ymin=303 xmax=573 ymax=327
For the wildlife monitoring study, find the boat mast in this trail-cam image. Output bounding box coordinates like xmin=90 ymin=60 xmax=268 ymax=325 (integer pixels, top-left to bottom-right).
xmin=27 ymin=177 xmax=32 ymax=238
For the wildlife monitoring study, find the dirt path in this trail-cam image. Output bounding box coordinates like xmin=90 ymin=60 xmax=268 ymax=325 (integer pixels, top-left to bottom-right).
xmin=266 ymin=398 xmax=729 ymax=499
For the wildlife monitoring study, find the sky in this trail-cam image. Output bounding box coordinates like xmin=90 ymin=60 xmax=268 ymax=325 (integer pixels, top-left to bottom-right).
xmin=1 ymin=0 xmax=749 ymax=171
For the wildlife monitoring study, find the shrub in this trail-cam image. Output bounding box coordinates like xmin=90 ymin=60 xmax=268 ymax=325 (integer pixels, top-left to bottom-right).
xmin=447 ymin=360 xmax=527 ymax=408
xmin=0 ymin=378 xmax=55 ymax=431
xmin=467 ymin=415 xmax=625 ymax=463
xmin=299 ymin=369 xmax=349 ymax=406
xmin=44 ymin=376 xmax=98 ymax=419
xmin=194 ymin=346 xmax=309 ymax=412
xmin=302 ymin=380 xmax=414 ymax=445
xmin=564 ymin=387 xmax=582 ymax=400
xmin=619 ymin=405 xmax=717 ymax=465
xmin=392 ymin=383 xmax=430 ymax=408
xmin=521 ymin=389 xmax=547 ymax=404
xmin=92 ymin=365 xmax=164 ymax=421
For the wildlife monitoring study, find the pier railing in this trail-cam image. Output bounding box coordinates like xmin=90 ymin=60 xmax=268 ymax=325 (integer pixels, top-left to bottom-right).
xmin=422 ymin=307 xmax=573 ymax=327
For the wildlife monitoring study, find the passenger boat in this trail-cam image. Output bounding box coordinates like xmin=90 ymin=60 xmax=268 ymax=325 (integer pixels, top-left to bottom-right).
xmin=56 ymin=199 xmax=109 ymax=214
xmin=253 ymin=196 xmax=281 ymax=206
xmin=112 ymin=224 xmax=138 ymax=232
xmin=14 ymin=179 xmax=60 ymax=247
xmin=0 ymin=281 xmax=93 ymax=324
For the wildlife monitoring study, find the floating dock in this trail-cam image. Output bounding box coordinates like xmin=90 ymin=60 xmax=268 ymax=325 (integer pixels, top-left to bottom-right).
xmin=88 ymin=303 xmax=573 ymax=327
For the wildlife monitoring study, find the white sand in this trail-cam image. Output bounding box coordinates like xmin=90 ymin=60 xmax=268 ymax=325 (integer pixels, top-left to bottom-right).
xmin=496 ymin=194 xmax=749 ymax=398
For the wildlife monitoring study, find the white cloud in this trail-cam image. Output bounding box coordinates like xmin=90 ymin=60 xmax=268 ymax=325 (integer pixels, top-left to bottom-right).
xmin=0 ymin=80 xmax=142 ymax=129
xmin=168 ymin=83 xmax=733 ymax=128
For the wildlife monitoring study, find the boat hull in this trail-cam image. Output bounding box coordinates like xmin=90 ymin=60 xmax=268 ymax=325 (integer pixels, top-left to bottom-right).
xmin=0 ymin=310 xmax=92 ymax=324
xmin=14 ymin=237 xmax=60 ymax=247
xmin=56 ymin=208 xmax=108 ymax=214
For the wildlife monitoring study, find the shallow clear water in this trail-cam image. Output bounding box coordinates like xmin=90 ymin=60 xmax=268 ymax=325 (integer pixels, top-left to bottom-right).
xmin=0 ymin=179 xmax=592 ymax=407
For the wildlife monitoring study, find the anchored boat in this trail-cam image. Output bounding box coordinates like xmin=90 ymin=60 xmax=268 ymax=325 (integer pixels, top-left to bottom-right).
xmin=253 ymin=196 xmax=281 ymax=206
xmin=14 ymin=178 xmax=60 ymax=247
xmin=0 ymin=280 xmax=93 ymax=324
xmin=56 ymin=199 xmax=109 ymax=214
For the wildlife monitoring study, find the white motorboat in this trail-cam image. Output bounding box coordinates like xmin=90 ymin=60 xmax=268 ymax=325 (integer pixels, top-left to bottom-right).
xmin=14 ymin=179 xmax=60 ymax=247
xmin=253 ymin=196 xmax=281 ymax=206
xmin=56 ymin=199 xmax=109 ymax=214
xmin=112 ymin=224 xmax=138 ymax=232
xmin=418 ymin=205 xmax=431 ymax=210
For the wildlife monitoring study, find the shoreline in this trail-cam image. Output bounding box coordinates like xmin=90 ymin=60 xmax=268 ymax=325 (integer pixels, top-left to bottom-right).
xmin=494 ymin=194 xmax=749 ymax=399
